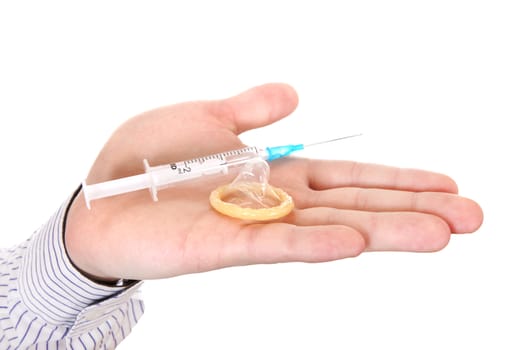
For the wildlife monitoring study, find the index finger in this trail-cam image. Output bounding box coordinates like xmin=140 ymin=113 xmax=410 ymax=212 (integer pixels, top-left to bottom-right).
xmin=306 ymin=159 xmax=459 ymax=193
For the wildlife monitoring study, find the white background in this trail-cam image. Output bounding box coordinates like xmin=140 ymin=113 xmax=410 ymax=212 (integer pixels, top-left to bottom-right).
xmin=1 ymin=1 xmax=524 ymax=349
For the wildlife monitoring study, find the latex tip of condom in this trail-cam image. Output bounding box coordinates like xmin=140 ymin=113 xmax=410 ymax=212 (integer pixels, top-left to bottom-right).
xmin=209 ymin=158 xmax=294 ymax=221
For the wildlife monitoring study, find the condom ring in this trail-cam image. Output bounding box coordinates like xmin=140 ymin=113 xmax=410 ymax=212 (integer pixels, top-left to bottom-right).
xmin=209 ymin=182 xmax=294 ymax=221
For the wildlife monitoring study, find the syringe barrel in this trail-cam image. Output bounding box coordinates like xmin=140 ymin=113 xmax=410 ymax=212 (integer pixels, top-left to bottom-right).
xmin=146 ymin=163 xmax=223 ymax=189
xmin=146 ymin=146 xmax=266 ymax=189
xmin=83 ymin=146 xmax=269 ymax=208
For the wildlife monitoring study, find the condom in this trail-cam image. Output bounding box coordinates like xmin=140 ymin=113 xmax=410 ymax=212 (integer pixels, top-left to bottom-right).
xmin=209 ymin=159 xmax=294 ymax=221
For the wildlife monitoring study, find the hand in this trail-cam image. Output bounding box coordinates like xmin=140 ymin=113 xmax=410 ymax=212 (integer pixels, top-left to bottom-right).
xmin=65 ymin=83 xmax=483 ymax=281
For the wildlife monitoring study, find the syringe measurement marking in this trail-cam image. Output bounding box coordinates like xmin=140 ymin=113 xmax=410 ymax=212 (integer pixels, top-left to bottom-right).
xmin=168 ymin=147 xmax=260 ymax=175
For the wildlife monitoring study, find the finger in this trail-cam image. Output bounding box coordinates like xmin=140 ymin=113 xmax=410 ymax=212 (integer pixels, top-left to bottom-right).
xmin=228 ymin=223 xmax=365 ymax=266
xmin=307 ymin=159 xmax=459 ymax=193
xmin=214 ymin=83 xmax=299 ymax=134
xmin=296 ymin=187 xmax=483 ymax=233
xmin=289 ymin=208 xmax=452 ymax=252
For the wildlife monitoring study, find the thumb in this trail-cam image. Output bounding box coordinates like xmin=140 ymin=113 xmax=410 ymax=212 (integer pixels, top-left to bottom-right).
xmin=217 ymin=83 xmax=299 ymax=134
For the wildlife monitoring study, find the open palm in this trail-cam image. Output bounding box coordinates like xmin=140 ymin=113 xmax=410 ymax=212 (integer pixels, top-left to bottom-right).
xmin=65 ymin=83 xmax=483 ymax=281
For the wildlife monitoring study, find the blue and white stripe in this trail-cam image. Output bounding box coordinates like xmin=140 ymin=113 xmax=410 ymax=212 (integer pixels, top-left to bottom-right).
xmin=0 ymin=196 xmax=144 ymax=349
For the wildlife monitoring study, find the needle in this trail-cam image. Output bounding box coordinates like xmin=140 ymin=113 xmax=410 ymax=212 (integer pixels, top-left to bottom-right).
xmin=305 ymin=133 xmax=363 ymax=148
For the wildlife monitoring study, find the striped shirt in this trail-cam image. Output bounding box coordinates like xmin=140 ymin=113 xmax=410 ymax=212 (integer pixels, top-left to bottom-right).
xmin=0 ymin=195 xmax=144 ymax=349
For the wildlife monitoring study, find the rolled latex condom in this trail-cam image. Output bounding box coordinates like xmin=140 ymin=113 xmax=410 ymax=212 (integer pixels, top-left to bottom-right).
xmin=209 ymin=158 xmax=294 ymax=221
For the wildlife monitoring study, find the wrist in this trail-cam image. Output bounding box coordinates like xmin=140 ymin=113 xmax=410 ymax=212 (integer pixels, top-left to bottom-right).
xmin=75 ymin=269 xmax=136 ymax=288
xmin=63 ymin=186 xmax=137 ymax=288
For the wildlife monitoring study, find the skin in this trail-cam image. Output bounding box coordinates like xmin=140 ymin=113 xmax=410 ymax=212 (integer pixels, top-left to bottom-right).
xmin=65 ymin=83 xmax=484 ymax=282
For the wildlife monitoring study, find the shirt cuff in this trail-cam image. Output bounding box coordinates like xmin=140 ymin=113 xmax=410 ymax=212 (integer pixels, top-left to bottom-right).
xmin=16 ymin=191 xmax=137 ymax=327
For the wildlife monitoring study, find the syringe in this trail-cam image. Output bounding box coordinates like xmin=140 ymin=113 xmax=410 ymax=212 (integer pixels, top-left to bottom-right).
xmin=82 ymin=134 xmax=362 ymax=209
